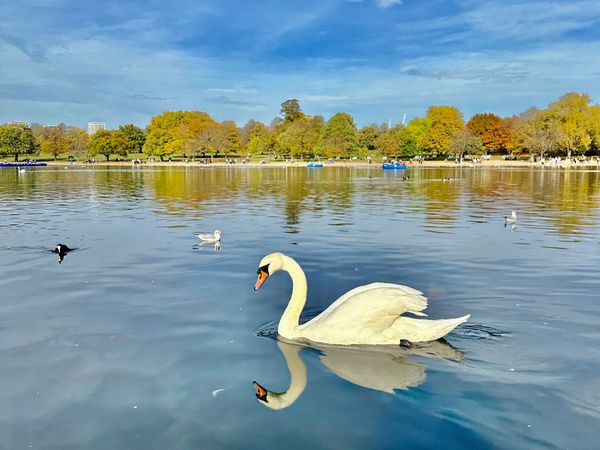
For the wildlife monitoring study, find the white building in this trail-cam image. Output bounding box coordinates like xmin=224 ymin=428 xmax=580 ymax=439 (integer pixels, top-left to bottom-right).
xmin=87 ymin=121 xmax=106 ymax=134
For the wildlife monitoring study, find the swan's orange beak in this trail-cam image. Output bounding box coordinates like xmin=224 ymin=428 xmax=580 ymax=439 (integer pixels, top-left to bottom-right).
xmin=254 ymin=270 xmax=269 ymax=290
xmin=253 ymin=381 xmax=268 ymax=402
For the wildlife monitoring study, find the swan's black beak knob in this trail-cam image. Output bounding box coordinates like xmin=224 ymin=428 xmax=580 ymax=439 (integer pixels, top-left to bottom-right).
xmin=254 ymin=265 xmax=270 ymax=290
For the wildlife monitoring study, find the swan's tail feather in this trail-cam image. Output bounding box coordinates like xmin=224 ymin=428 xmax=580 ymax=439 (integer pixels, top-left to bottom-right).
xmin=384 ymin=314 xmax=470 ymax=343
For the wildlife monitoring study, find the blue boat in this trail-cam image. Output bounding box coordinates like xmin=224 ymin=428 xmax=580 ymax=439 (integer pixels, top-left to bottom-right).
xmin=382 ymin=163 xmax=408 ymax=170
xmin=0 ymin=162 xmax=47 ymax=168
xmin=306 ymin=163 xmax=323 ymax=168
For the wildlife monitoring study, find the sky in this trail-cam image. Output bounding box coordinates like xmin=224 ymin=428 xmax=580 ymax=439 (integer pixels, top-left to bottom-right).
xmin=1 ymin=0 xmax=600 ymax=129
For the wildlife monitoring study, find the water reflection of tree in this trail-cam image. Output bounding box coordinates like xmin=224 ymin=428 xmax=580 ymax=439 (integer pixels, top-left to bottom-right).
xmin=464 ymin=169 xmax=600 ymax=235
xmin=0 ymin=167 xmax=145 ymax=201
xmin=73 ymin=166 xmax=600 ymax=238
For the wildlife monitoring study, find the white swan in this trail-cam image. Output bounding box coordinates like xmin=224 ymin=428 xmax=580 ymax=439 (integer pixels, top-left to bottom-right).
xmin=253 ymin=339 xmax=464 ymax=409
xmin=254 ymin=253 xmax=469 ymax=345
xmin=504 ymin=211 xmax=517 ymax=225
xmin=195 ymin=229 xmax=221 ymax=243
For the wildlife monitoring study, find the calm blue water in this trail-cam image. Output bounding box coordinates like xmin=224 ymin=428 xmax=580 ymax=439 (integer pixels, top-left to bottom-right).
xmin=1 ymin=166 xmax=599 ymax=449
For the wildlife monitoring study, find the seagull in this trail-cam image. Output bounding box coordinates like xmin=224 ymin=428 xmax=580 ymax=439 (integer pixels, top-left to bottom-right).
xmin=195 ymin=230 xmax=221 ymax=243
xmin=504 ymin=211 xmax=517 ymax=225
xmin=53 ymin=243 xmax=71 ymax=263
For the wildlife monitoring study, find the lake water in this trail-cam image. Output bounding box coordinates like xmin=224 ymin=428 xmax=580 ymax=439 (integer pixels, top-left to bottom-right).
xmin=1 ymin=165 xmax=599 ymax=449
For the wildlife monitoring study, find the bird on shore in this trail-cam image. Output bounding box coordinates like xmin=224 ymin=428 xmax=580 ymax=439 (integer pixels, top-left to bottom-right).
xmin=504 ymin=211 xmax=517 ymax=225
xmin=54 ymin=243 xmax=71 ymax=263
xmin=195 ymin=230 xmax=221 ymax=243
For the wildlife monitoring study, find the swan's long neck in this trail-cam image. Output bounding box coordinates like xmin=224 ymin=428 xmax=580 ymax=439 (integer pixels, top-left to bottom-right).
xmin=262 ymin=342 xmax=307 ymax=410
xmin=278 ymin=255 xmax=307 ymax=338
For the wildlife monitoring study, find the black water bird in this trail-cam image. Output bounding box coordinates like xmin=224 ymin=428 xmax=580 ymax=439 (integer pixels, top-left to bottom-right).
xmin=54 ymin=243 xmax=71 ymax=263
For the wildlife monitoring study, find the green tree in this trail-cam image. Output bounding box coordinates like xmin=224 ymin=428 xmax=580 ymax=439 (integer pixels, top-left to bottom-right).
xmin=358 ymin=125 xmax=380 ymax=152
xmin=418 ymin=106 xmax=464 ymax=156
xmin=246 ymin=135 xmax=264 ymax=156
xmin=0 ymin=122 xmax=39 ymax=161
xmin=119 ymin=124 xmax=146 ymax=153
xmin=88 ymin=129 xmax=115 ymax=161
xmin=276 ymin=116 xmax=324 ymax=158
xmin=111 ymin=130 xmax=131 ymax=159
xmin=317 ymin=112 xmax=358 ymax=158
xmin=280 ymin=99 xmax=304 ymax=123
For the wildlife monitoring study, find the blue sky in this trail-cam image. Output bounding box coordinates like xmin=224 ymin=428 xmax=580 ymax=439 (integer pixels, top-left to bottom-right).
xmin=1 ymin=0 xmax=600 ymax=128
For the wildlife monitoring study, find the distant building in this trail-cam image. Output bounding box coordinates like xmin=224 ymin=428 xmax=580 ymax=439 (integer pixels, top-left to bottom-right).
xmin=87 ymin=121 xmax=106 ymax=134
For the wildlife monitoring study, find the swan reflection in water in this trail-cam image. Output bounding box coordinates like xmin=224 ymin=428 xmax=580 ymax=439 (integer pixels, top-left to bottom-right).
xmin=252 ymin=339 xmax=464 ymax=410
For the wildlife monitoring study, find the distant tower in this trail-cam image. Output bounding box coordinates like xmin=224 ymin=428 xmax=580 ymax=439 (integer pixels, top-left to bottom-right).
xmin=87 ymin=121 xmax=106 ymax=135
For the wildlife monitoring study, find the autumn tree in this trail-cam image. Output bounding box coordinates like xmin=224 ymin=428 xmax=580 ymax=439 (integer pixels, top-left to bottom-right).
xmin=467 ymin=113 xmax=501 ymax=138
xmin=65 ymin=128 xmax=89 ymax=159
xmin=0 ymin=122 xmax=39 ymax=161
xmin=317 ymin=112 xmax=358 ymax=158
xmin=375 ymin=129 xmax=401 ymax=157
xmin=449 ymin=128 xmax=484 ymax=160
xmin=547 ymin=92 xmax=594 ymax=159
xmin=418 ymin=106 xmax=464 ymax=156
xmin=482 ymin=118 xmax=513 ymax=153
xmin=220 ymin=120 xmax=241 ymax=156
xmin=40 ymin=125 xmax=68 ymax=160
xmin=143 ymin=111 xmax=215 ymax=161
xmin=192 ymin=123 xmax=230 ymax=160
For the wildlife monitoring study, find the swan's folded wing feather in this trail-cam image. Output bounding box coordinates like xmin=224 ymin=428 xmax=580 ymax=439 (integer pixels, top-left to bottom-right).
xmin=301 ymin=283 xmax=428 ymax=340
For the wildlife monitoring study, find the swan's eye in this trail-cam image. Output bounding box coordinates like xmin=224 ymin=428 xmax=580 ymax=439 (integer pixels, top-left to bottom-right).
xmin=257 ymin=264 xmax=270 ymax=275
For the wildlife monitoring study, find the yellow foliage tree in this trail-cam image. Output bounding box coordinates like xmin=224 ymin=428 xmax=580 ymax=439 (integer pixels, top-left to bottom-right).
xmin=418 ymin=106 xmax=464 ymax=156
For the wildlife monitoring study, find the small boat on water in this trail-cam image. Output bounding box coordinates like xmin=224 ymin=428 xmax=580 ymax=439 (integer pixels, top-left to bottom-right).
xmin=382 ymin=163 xmax=408 ymax=170
xmin=0 ymin=162 xmax=47 ymax=168
xmin=306 ymin=163 xmax=323 ymax=168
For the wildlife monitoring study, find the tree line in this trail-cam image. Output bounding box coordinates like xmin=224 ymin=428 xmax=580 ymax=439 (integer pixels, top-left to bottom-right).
xmin=1 ymin=92 xmax=599 ymax=162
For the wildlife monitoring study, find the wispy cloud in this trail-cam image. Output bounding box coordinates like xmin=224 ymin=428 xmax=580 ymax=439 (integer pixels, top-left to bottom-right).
xmin=1 ymin=0 xmax=599 ymax=128
xmin=376 ymin=0 xmax=402 ymax=8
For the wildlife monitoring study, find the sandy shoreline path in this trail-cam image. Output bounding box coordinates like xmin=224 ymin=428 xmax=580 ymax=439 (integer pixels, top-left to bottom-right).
xmin=43 ymin=159 xmax=600 ymax=169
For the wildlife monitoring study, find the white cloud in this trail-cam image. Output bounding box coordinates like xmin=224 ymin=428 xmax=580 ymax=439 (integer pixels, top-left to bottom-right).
xmin=376 ymin=0 xmax=402 ymax=8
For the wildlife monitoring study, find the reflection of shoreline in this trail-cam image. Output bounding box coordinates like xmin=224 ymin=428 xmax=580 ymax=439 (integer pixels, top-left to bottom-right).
xmin=42 ymin=159 xmax=600 ymax=169
xmin=253 ymin=339 xmax=464 ymax=410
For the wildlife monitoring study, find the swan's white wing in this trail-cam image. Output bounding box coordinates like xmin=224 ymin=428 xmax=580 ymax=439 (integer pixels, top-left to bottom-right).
xmin=300 ymin=283 xmax=428 ymax=344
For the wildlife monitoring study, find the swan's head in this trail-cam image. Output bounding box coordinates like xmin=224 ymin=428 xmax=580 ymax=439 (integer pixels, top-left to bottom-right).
xmin=254 ymin=252 xmax=285 ymax=290
xmin=252 ymin=381 xmax=291 ymax=410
